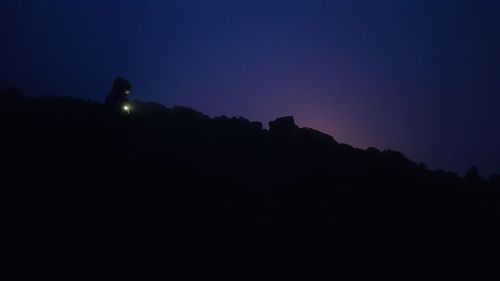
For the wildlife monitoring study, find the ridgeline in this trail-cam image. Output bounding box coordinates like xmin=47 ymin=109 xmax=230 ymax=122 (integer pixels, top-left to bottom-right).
xmin=1 ymin=89 xmax=499 ymax=279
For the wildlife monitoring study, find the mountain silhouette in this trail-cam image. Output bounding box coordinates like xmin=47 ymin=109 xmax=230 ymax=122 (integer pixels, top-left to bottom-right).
xmin=1 ymin=88 xmax=499 ymax=279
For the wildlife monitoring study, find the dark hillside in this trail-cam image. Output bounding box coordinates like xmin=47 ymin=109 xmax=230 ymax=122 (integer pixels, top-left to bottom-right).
xmin=1 ymin=91 xmax=499 ymax=279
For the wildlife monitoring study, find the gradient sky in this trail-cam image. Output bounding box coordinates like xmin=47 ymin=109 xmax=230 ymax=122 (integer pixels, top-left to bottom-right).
xmin=1 ymin=0 xmax=499 ymax=176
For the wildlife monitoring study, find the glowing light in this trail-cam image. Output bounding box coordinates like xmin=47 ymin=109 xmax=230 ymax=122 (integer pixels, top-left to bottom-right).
xmin=123 ymin=105 xmax=131 ymax=114
xmin=125 ymin=89 xmax=130 ymax=95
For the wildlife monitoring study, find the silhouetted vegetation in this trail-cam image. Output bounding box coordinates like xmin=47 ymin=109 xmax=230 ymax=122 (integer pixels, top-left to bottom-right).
xmin=1 ymin=87 xmax=499 ymax=279
xmin=105 ymin=76 xmax=132 ymax=111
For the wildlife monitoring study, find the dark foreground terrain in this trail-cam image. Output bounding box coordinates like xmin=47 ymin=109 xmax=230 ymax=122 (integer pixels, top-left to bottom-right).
xmin=1 ymin=90 xmax=500 ymax=279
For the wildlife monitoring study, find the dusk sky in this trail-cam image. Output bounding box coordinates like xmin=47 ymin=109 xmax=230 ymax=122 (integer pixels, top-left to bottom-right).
xmin=1 ymin=0 xmax=499 ymax=176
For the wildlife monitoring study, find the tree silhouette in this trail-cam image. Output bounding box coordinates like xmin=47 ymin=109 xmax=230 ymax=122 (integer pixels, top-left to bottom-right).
xmin=465 ymin=165 xmax=480 ymax=181
xmin=105 ymin=76 xmax=132 ymax=111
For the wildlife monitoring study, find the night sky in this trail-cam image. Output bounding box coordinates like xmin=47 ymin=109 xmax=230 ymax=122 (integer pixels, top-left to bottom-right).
xmin=1 ymin=0 xmax=499 ymax=176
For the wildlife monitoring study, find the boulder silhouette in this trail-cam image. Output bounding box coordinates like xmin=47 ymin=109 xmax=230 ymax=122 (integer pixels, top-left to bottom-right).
xmin=269 ymin=116 xmax=299 ymax=141
xmin=300 ymin=127 xmax=337 ymax=145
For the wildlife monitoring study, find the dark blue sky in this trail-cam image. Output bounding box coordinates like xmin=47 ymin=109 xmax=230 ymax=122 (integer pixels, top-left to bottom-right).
xmin=1 ymin=0 xmax=499 ymax=176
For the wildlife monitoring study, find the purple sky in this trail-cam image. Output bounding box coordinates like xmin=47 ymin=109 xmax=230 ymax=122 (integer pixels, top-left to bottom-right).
xmin=1 ymin=0 xmax=499 ymax=176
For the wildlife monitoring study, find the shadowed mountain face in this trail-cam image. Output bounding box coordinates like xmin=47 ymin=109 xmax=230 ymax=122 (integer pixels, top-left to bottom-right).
xmin=1 ymin=92 xmax=500 ymax=279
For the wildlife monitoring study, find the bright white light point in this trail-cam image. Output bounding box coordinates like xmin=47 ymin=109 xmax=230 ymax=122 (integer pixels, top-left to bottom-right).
xmin=123 ymin=105 xmax=130 ymax=113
